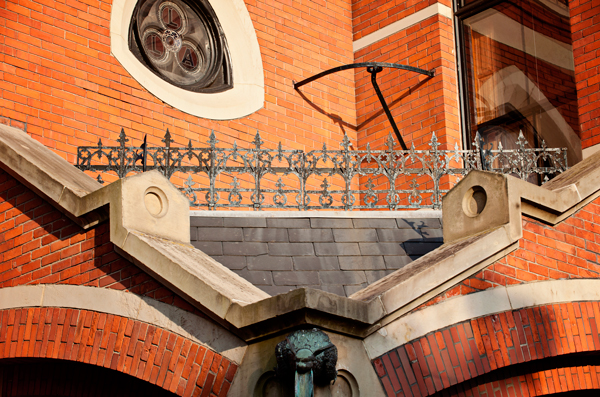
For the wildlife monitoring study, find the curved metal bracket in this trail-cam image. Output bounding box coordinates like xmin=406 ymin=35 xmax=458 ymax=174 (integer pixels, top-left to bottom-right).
xmin=294 ymin=62 xmax=434 ymax=150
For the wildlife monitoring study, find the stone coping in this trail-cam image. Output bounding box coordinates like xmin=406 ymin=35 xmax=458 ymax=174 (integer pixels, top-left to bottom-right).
xmin=190 ymin=210 xmax=442 ymax=218
xmin=3 ymin=123 xmax=600 ymax=341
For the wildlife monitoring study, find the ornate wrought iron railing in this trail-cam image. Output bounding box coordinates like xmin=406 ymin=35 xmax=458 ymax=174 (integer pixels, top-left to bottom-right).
xmin=75 ymin=129 xmax=568 ymax=210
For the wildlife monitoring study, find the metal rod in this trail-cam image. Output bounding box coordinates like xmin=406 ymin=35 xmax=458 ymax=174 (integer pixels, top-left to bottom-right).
xmin=294 ymin=62 xmax=433 ymax=149
xmin=293 ymin=62 xmax=434 ymax=89
xmin=367 ymin=65 xmax=408 ymax=150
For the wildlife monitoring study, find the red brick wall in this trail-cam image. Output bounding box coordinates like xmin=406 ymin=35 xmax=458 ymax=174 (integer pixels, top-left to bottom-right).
xmin=373 ymin=302 xmax=600 ymax=397
xmin=419 ymin=195 xmax=600 ymax=310
xmin=0 ymin=168 xmax=200 ymax=312
xmin=0 ymin=307 xmax=237 ymax=397
xmin=570 ymin=0 xmax=600 ymax=149
xmin=0 ymin=0 xmax=356 ymax=164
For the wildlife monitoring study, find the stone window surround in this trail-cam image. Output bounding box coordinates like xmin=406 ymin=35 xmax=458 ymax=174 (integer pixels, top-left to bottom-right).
xmin=110 ymin=0 xmax=264 ymax=120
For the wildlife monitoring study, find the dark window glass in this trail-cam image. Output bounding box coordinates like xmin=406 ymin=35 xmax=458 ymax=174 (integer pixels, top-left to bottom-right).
xmin=129 ymin=0 xmax=232 ymax=93
xmin=456 ymin=0 xmax=581 ymax=165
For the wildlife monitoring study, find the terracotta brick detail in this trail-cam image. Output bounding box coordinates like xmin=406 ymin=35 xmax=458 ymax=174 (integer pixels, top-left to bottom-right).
xmin=0 ymin=307 xmax=237 ymax=397
xmin=373 ymin=302 xmax=600 ymax=397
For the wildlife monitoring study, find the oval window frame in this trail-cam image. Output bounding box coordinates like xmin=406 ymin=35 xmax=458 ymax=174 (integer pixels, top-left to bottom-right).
xmin=110 ymin=0 xmax=264 ymax=120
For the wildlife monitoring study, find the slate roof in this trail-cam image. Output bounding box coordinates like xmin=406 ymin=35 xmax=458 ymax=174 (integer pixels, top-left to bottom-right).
xmin=190 ymin=214 xmax=443 ymax=297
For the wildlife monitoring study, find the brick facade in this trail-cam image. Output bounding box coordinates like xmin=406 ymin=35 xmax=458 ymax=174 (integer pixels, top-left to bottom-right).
xmin=570 ymin=0 xmax=600 ymax=149
xmin=0 ymin=307 xmax=236 ymax=397
xmin=374 ymin=302 xmax=600 ymax=397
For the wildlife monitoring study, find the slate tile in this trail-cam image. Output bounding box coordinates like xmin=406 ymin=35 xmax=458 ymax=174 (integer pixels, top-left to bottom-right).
xmin=310 ymin=218 xmax=353 ymax=228
xmin=190 ymin=217 xmax=223 ymax=227
xmin=377 ymin=228 xmax=422 ymax=242
xmin=344 ymin=283 xmax=368 ymax=296
xmin=196 ymin=227 xmax=243 ymax=241
xmin=383 ymin=255 xmax=413 ymax=269
xmin=268 ymin=243 xmax=315 ymax=256
xmin=352 ymin=218 xmax=398 ymax=228
xmin=338 ymin=256 xmax=385 ymax=270
xmin=333 ymin=229 xmax=378 ymax=242
xmin=247 ymin=256 xmax=293 ymax=271
xmin=273 ymin=271 xmax=319 ymax=286
xmin=234 ymin=269 xmax=272 ymax=285
xmin=359 ymin=243 xmax=406 ymax=256
xmin=319 ymin=271 xmax=366 ymax=285
xmin=224 ymin=217 xmax=267 ymax=227
xmin=191 ymin=241 xmax=222 ymax=255
xmin=211 ymin=256 xmax=246 ymax=270
xmin=243 ymin=228 xmax=288 ymax=242
xmin=267 ymin=218 xmax=310 ymax=228
xmin=403 ymin=242 xmax=443 ymax=256
xmin=223 ymin=242 xmax=268 ymax=256
xmin=288 ymin=228 xmax=333 ymax=242
xmin=365 ymin=270 xmax=395 ymax=284
xmin=293 ymin=256 xmax=339 ymax=271
xmin=314 ymin=243 xmax=360 ymax=256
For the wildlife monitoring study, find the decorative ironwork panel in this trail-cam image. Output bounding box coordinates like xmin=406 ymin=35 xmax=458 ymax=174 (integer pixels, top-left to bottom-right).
xmin=76 ymin=129 xmax=568 ymax=210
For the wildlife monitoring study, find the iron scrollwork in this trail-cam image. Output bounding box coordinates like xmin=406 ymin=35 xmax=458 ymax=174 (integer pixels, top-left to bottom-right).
xmin=76 ymin=128 xmax=568 ymax=211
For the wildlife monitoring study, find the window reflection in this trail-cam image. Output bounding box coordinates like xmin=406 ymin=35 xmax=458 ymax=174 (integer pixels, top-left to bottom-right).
xmin=462 ymin=0 xmax=581 ymax=165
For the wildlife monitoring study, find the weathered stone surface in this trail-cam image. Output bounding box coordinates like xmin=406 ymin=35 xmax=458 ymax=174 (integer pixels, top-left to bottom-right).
xmin=376 ymin=229 xmax=422 ymax=242
xmin=339 ymin=256 xmax=386 ymax=270
xmin=243 ymin=228 xmax=288 ymax=242
xmin=248 ymin=256 xmax=293 ymax=271
xmin=359 ymin=243 xmax=406 ymax=256
xmin=273 ymin=271 xmax=319 ymax=286
xmin=333 ymin=229 xmax=378 ymax=242
xmin=224 ymin=217 xmax=267 ymax=228
xmin=267 ymin=218 xmax=310 ymax=228
xmin=293 ymin=257 xmax=339 ymax=271
xmin=320 ymin=271 xmax=366 ymax=285
xmin=314 ymin=243 xmax=361 ymax=256
xmin=190 ymin=217 xmax=223 ymax=227
xmin=196 ymin=227 xmax=243 ymax=241
xmin=310 ymin=218 xmax=353 ymax=228
xmin=352 ymin=218 xmax=397 ymax=228
xmin=223 ymin=242 xmax=268 ymax=256
xmin=288 ymin=228 xmax=333 ymax=242
xmin=191 ymin=241 xmax=223 ymax=255
xmin=268 ymin=243 xmax=315 ymax=256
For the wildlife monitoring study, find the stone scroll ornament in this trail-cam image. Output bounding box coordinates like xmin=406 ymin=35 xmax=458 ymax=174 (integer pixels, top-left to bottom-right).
xmin=275 ymin=328 xmax=338 ymax=397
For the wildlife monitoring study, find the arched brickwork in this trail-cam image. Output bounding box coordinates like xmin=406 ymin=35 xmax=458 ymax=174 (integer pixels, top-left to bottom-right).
xmin=373 ymin=302 xmax=600 ymax=397
xmin=439 ymin=365 xmax=600 ymax=396
xmin=0 ymin=307 xmax=237 ymax=397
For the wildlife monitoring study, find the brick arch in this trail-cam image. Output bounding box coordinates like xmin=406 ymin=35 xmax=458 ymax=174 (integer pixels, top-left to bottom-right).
xmin=0 ymin=358 xmax=176 ymax=396
xmin=437 ymin=365 xmax=600 ymax=396
xmin=0 ymin=307 xmax=237 ymax=397
xmin=373 ymin=301 xmax=600 ymax=397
